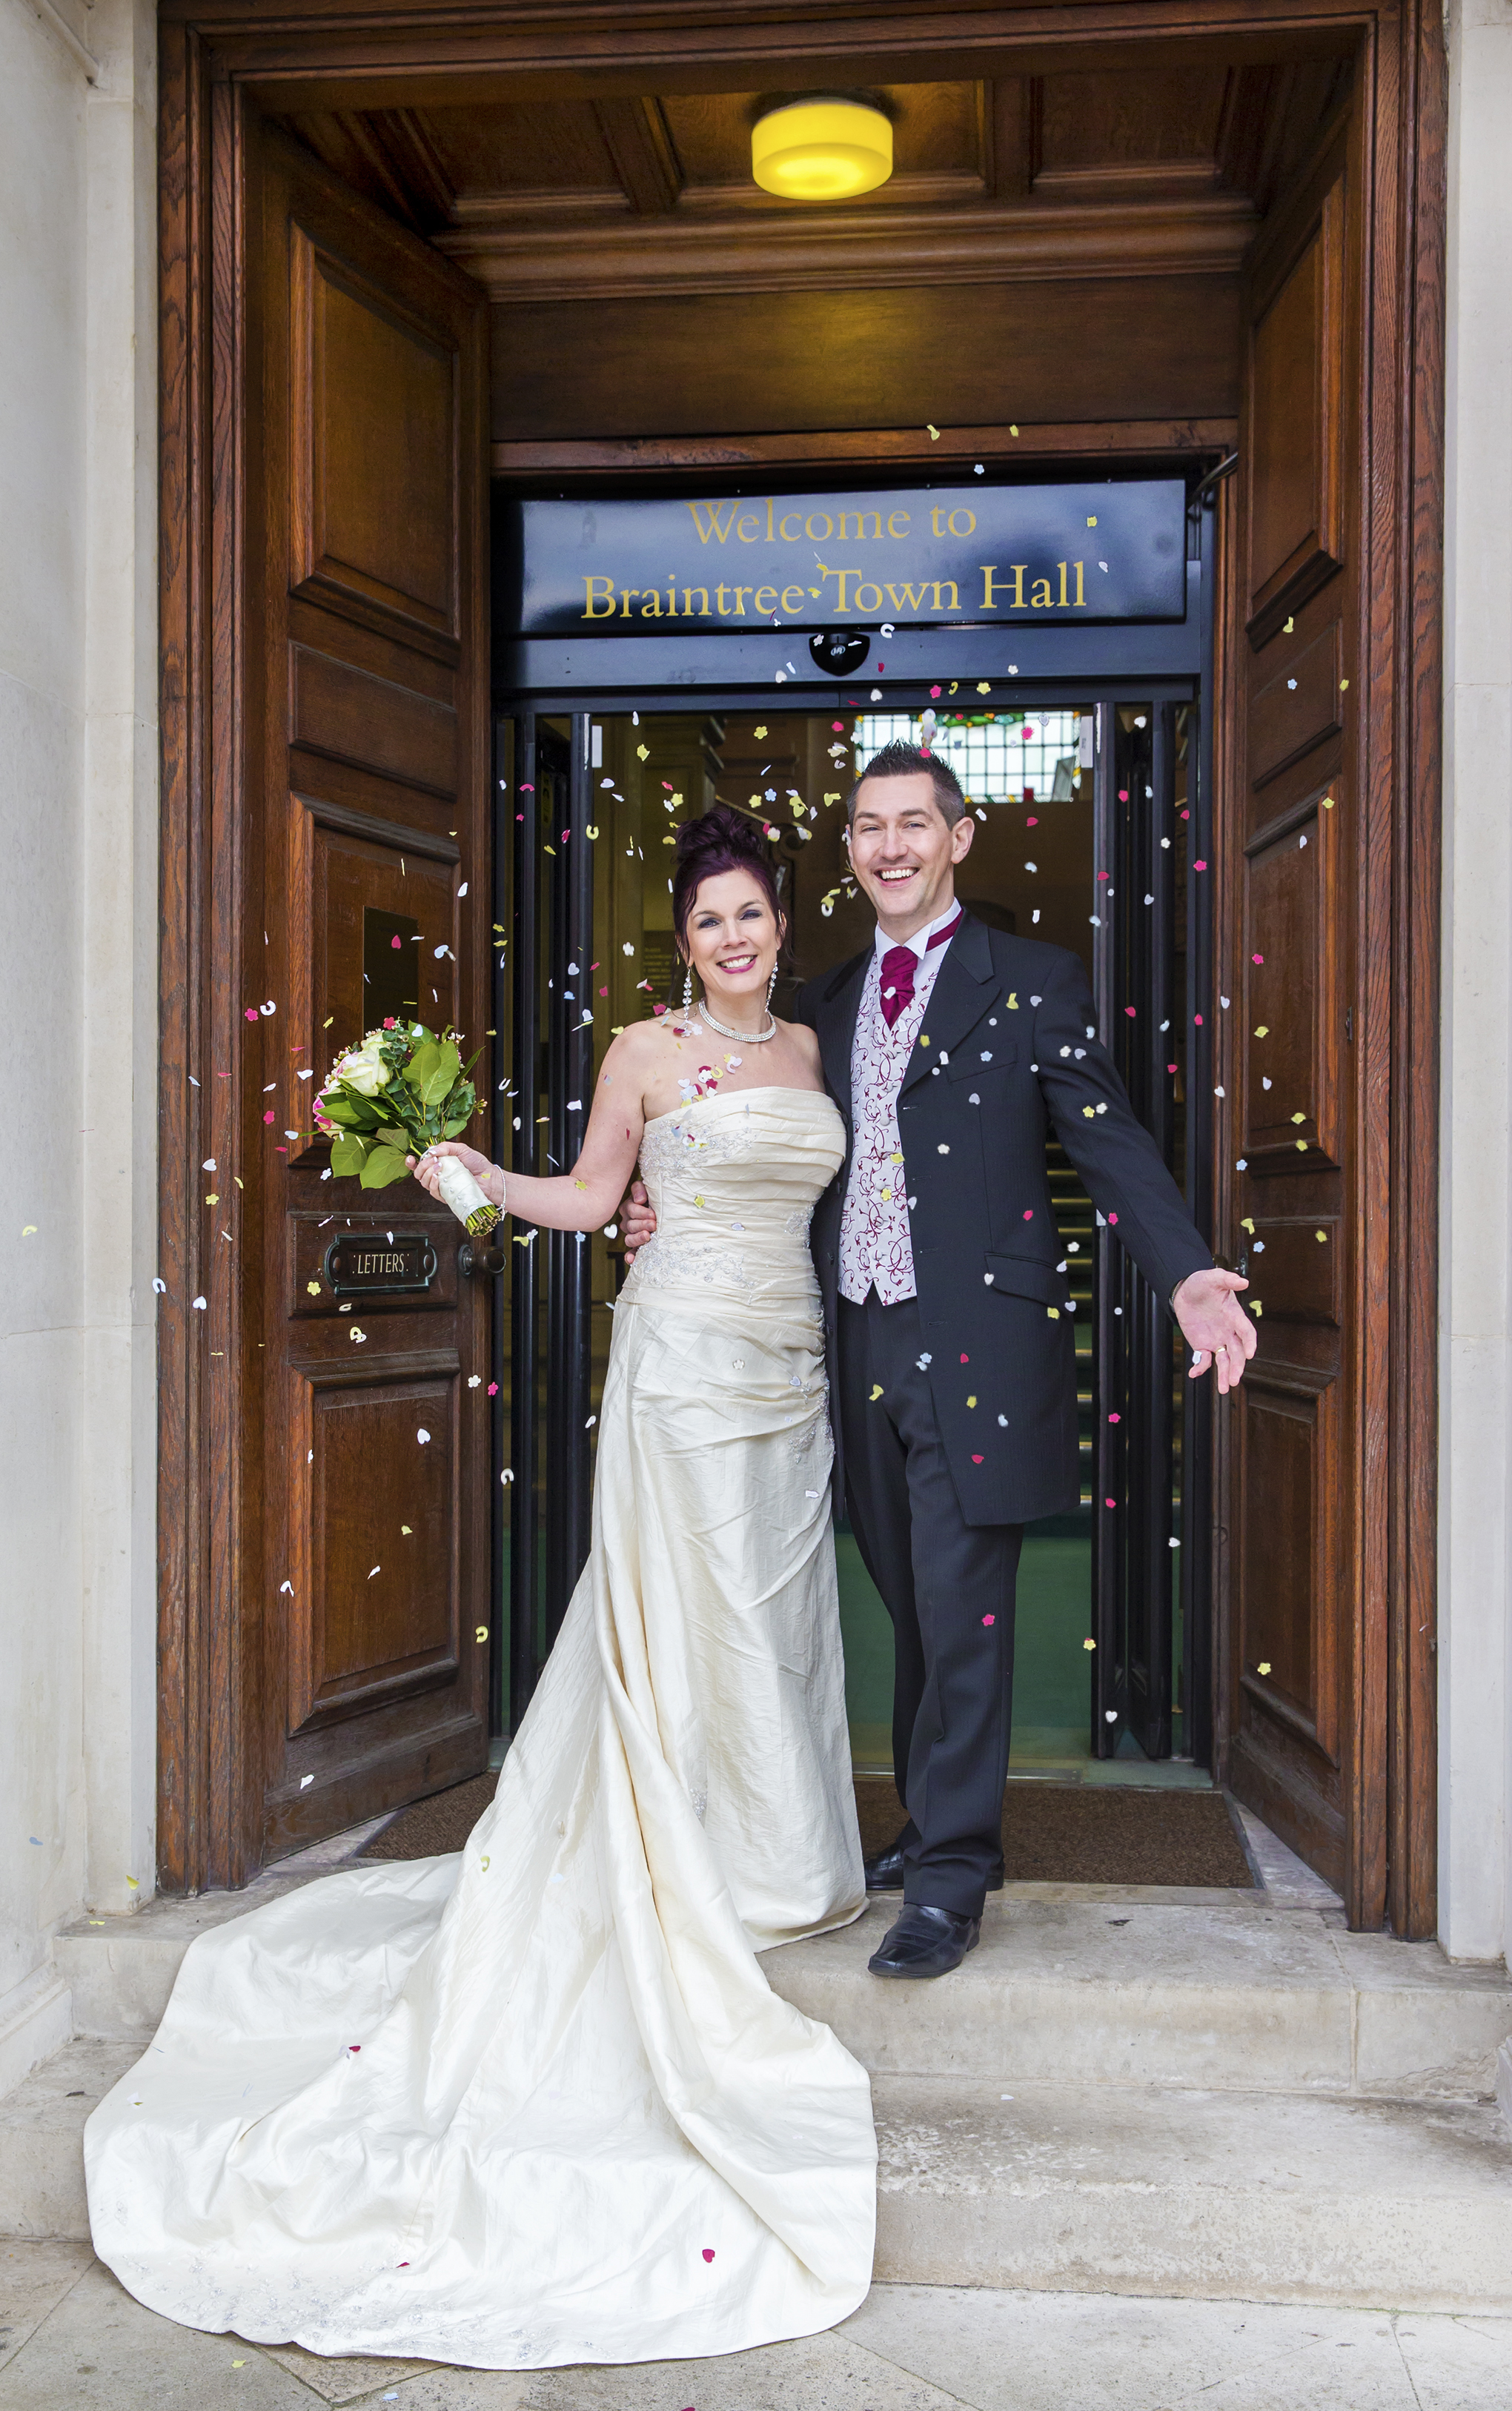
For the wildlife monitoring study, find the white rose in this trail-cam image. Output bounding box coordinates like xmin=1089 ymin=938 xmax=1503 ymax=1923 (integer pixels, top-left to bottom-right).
xmin=339 ymin=1054 xmax=391 ymax=1097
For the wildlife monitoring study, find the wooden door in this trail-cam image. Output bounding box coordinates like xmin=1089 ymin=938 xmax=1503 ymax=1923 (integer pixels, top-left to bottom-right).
xmin=1218 ymin=125 xmax=1357 ymax=1897
xmin=249 ymin=122 xmax=491 ymax=1859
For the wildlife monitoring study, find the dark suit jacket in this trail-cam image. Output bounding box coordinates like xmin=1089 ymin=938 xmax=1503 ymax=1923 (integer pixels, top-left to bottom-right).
xmin=795 ymin=913 xmax=1213 ymax=1528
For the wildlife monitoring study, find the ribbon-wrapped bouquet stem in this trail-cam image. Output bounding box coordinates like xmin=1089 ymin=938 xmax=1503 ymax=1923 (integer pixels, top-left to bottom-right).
xmin=315 ymin=1021 xmax=502 ymax=1236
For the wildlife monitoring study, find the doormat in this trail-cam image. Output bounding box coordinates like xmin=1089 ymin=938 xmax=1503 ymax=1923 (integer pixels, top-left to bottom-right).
xmin=362 ymin=1769 xmax=1254 ymax=1890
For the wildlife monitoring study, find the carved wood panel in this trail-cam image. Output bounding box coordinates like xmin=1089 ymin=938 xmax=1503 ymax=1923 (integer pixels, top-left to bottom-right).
xmin=1245 ymin=182 xmax=1345 ymax=645
xmin=251 ymin=122 xmax=491 ymax=1863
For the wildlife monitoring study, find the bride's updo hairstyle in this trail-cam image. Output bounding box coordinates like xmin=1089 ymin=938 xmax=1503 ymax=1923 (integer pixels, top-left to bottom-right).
xmin=671 ymin=805 xmax=784 ymax=960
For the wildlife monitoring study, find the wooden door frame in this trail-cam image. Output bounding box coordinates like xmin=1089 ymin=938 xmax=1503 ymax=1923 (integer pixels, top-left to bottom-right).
xmin=156 ymin=0 xmax=1445 ymax=1926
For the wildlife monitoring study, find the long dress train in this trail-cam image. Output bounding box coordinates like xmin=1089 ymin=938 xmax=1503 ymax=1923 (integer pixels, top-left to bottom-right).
xmin=85 ymin=1086 xmax=876 ymax=2369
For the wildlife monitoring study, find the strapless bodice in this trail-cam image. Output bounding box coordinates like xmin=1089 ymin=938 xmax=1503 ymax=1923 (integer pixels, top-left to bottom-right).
xmin=620 ymin=1086 xmax=845 ymax=1318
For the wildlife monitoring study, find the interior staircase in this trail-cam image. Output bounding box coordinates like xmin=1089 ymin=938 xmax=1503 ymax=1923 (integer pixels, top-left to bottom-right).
xmin=4 ymin=1825 xmax=1511 ymax=2314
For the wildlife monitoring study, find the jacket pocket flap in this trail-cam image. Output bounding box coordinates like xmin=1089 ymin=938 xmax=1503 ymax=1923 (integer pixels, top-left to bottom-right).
xmin=984 ymin=1251 xmax=1067 ymax=1307
xmin=948 ymin=1038 xmax=1016 ymax=1081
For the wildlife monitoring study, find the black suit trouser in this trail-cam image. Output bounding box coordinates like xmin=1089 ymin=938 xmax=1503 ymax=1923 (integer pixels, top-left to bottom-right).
xmin=838 ymin=1292 xmax=1023 ymax=1919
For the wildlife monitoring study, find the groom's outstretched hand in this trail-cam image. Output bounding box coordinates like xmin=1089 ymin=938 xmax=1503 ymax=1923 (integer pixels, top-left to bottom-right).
xmin=618 ymin=1180 xmax=657 ymax=1264
xmin=1173 ymin=1268 xmax=1257 ymax=1394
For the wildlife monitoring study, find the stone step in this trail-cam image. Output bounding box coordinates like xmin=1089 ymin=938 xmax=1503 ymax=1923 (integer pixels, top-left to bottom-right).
xmin=50 ymin=1886 xmax=1512 ymax=2106
xmin=763 ymin=1897 xmax=1512 ymax=2103
xmin=0 ymin=2037 xmax=132 ymax=2241
xmin=8 ymin=2046 xmax=1511 ymax=2315
xmin=872 ymin=2074 xmax=1512 ymax=2314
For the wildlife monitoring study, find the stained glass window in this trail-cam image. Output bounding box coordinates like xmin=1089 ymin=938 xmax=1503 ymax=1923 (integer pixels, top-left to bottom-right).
xmin=853 ymin=709 xmax=1085 ymax=804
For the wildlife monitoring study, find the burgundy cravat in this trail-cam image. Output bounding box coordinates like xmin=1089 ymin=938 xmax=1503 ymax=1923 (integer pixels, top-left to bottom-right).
xmin=878 ymin=912 xmax=962 ymax=1029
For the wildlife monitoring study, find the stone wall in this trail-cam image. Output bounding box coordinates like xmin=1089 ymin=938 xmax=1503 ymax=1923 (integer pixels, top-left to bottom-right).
xmin=0 ymin=0 xmax=158 ymax=2097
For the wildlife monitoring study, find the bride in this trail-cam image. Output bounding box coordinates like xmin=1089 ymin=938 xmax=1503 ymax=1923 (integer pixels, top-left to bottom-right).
xmin=85 ymin=806 xmax=876 ymax=2372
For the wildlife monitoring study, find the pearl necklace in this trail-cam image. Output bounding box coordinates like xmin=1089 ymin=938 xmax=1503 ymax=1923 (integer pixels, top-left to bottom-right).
xmin=695 ymin=999 xmax=777 ymax=1044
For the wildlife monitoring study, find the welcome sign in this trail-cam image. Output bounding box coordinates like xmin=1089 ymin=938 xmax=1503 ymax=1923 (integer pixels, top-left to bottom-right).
xmin=501 ymin=480 xmax=1187 ymax=636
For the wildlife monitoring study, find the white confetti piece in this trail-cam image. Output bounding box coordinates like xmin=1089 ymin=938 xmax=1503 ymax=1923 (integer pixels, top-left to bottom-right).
xmin=417 ymin=1427 xmax=431 ymax=1444
xmin=153 ymin=1276 xmax=167 ymax=1293
xmin=191 ymin=1296 xmax=207 ymax=1310
xmin=299 ymin=1774 xmax=314 ymax=1788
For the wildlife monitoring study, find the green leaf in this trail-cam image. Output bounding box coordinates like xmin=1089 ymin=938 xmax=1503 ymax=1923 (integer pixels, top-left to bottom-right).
xmin=320 ymin=1096 xmax=370 ymax=1130
xmin=402 ymin=1041 xmax=442 ymax=1095
xmin=372 ymin=1125 xmax=412 ymax=1155
xmin=417 ymin=1039 xmax=461 ymax=1110
xmin=359 ymin=1146 xmax=413 ymax=1190
xmin=328 ymin=1134 xmax=371 ymax=1178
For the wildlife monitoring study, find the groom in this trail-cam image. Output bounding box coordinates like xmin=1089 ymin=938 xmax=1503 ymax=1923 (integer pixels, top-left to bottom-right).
xmin=623 ymin=741 xmax=1254 ymax=1978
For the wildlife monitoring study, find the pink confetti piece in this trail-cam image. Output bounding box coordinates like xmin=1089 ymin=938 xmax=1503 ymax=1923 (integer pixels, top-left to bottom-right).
xmin=981 ymin=1611 xmax=995 ymax=1622
xmin=1252 ymin=952 xmax=1264 ymax=964
xmin=263 ymin=1110 xmax=276 ymax=1124
xmin=245 ymin=1007 xmax=259 ymax=1022
xmin=960 ymin=1353 xmax=969 ymax=1363
xmin=1124 ymin=1005 xmax=1136 ymax=1016
xmin=1108 ymin=1212 xmax=1118 ymax=1225
xmin=702 ymin=2247 xmax=716 ymax=2263
xmin=1106 ymin=1496 xmax=1117 ymax=1508
xmin=1194 ymin=858 xmax=1207 ymax=872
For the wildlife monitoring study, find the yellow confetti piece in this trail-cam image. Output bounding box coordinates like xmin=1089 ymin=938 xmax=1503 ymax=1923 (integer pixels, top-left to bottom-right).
xmin=966 ymin=1394 xmax=977 ymax=1407
xmin=1086 ymin=514 xmax=1098 ymax=527
xmin=753 ymin=726 xmax=768 ymax=738
xmin=231 ymin=2360 xmax=247 ymax=2369
xmin=1007 ymin=991 xmax=1018 ymax=1009
xmin=1316 ymin=1229 xmax=1328 ymax=1242
xmin=1083 ymin=1636 xmax=1096 ymax=1651
xmin=323 ymin=1015 xmax=334 ymax=1027
xmin=881 ymin=1187 xmax=893 ymax=1203
xmin=1296 ymin=1141 xmax=1307 ymax=1153
xmin=1290 ymin=1112 xmax=1306 ymax=1124
xmin=976 ymin=680 xmax=992 ymax=695
xmin=205 ymin=1190 xmax=220 ymax=1204
xmin=476 ymin=1625 xmax=488 ymax=1642
xmin=694 ymin=1194 xmax=706 ymax=1207
xmin=233 ymin=1175 xmax=244 ymax=1190
xmin=1322 ymin=795 xmax=1336 ymax=809
xmin=1241 ymin=1216 xmax=1255 ymax=1233
xmin=402 ymin=1524 xmax=412 ymax=1534
xmin=1084 ymin=1105 xmax=1095 ymax=1118
xmin=586 ymin=823 xmax=599 ymax=839
xmin=306 ymin=1279 xmax=322 ymax=1296
xmin=21 ymin=1224 xmax=36 ymax=1236
xmin=1047 ymin=1307 xmax=1060 ymax=1319
xmin=126 ymin=1875 xmax=139 ymax=1888
xmin=926 ymin=423 xmax=940 ymax=440
xmin=1339 ymin=678 xmax=1349 ymax=691
xmin=480 ymin=1855 xmax=490 ymax=1871
xmin=869 ymin=1383 xmax=884 ymax=1402
xmin=919 ymin=1034 xmax=931 ymax=1047
xmin=636 ymin=743 xmax=649 ymax=760
xmin=889 ymin=1150 xmax=903 ymax=1164
xmin=1254 ymin=1024 xmax=1268 ymax=1037
xmin=1284 ymin=617 xmax=1294 ymax=634
xmin=1258 ymin=1660 xmax=1272 ymax=1676
xmin=1009 ymin=423 xmax=1018 ymax=437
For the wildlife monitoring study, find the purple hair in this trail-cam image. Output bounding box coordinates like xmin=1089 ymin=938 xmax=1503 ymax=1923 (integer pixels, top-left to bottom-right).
xmin=671 ymin=804 xmax=783 ymax=955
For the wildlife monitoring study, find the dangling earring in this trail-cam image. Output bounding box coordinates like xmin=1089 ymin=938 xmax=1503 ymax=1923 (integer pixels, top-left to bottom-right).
xmin=682 ymin=959 xmax=693 ymax=1015
xmin=766 ymin=964 xmax=778 ymax=1009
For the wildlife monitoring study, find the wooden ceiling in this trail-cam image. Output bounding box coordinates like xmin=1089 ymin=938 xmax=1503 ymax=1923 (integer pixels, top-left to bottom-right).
xmin=279 ymin=57 xmax=1347 ymax=446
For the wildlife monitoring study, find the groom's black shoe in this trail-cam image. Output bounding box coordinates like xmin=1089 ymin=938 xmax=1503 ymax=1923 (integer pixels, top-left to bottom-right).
xmin=868 ymin=1904 xmax=981 ymax=1980
xmin=863 ymin=1835 xmax=909 ymax=1891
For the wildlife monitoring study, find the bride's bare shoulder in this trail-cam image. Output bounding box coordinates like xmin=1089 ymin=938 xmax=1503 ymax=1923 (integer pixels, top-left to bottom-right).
xmin=780 ymin=1019 xmax=823 ymax=1077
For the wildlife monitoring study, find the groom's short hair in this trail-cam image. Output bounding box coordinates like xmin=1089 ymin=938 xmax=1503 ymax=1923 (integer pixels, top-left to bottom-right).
xmin=846 ymin=740 xmax=966 ymax=829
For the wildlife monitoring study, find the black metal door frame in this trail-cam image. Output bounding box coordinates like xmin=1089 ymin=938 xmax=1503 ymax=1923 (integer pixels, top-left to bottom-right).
xmin=495 ymin=664 xmax=1213 ymax=1754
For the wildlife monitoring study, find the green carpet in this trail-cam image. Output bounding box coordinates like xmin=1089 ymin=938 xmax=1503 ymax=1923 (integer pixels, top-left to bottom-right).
xmin=839 ymin=1520 xmax=1094 ymax=1770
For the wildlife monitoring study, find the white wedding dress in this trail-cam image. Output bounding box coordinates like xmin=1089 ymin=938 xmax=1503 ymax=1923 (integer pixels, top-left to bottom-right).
xmin=86 ymin=1086 xmax=875 ymax=2371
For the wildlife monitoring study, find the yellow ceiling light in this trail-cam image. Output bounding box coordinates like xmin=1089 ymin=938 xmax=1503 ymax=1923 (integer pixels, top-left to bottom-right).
xmin=752 ymin=96 xmax=893 ymax=202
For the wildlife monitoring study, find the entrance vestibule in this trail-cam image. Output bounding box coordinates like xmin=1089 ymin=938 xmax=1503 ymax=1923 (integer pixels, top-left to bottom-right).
xmin=497 ymin=682 xmax=1209 ymax=1793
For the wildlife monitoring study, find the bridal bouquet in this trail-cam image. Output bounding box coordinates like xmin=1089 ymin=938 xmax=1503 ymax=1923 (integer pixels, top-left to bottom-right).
xmin=315 ymin=1021 xmax=501 ymax=1234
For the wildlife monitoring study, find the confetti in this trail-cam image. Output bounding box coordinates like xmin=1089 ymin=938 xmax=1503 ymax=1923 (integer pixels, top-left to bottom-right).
xmin=926 ymin=423 xmax=940 ymax=440
xmin=869 ymin=1384 xmax=883 ymax=1402
xmin=476 ymin=1625 xmax=488 ymax=1642
xmin=417 ymin=1427 xmax=431 ymax=1444
xmin=1084 ymin=1636 xmax=1096 ymax=1651
xmin=1258 ymin=1660 xmax=1272 ymax=1676
xmin=981 ymin=1611 xmax=995 ymax=1623
xmin=703 ymin=2246 xmax=717 ymax=2261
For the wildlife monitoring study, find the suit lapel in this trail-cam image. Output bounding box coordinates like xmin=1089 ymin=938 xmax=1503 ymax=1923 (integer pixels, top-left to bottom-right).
xmin=816 ymin=948 xmax=869 ymax=1128
xmin=900 ymin=914 xmax=998 ymax=1095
